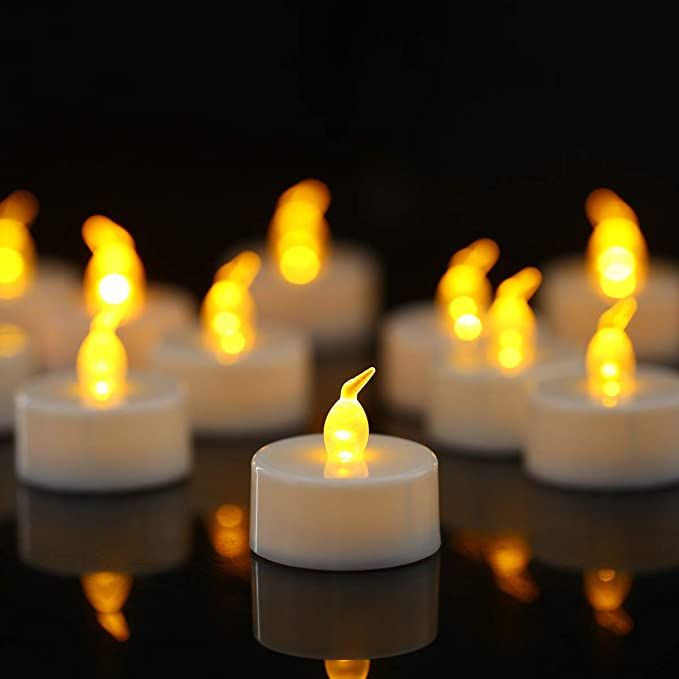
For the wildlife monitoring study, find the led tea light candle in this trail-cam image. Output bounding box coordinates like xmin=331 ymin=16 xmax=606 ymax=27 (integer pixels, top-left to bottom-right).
xmin=247 ymin=179 xmax=380 ymax=352
xmin=40 ymin=215 xmax=194 ymax=369
xmin=540 ymin=189 xmax=679 ymax=361
xmin=381 ymin=239 xmax=500 ymax=414
xmin=426 ymin=267 xmax=571 ymax=454
xmin=18 ymin=485 xmax=191 ymax=641
xmin=15 ymin=311 xmax=190 ymax=492
xmin=525 ymin=298 xmax=679 ymax=489
xmin=252 ymin=552 xmax=439 ymax=669
xmin=250 ymin=368 xmax=440 ymax=570
xmin=152 ymin=251 xmax=310 ymax=436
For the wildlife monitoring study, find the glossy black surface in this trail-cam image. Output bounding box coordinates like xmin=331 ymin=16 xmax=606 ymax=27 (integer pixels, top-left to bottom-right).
xmin=3 ymin=357 xmax=679 ymax=677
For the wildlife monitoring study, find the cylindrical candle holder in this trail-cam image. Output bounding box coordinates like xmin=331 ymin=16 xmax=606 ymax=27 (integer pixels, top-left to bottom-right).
xmin=380 ymin=303 xmax=446 ymax=414
xmin=252 ymin=552 xmax=439 ymax=659
xmin=15 ymin=372 xmax=191 ymax=493
xmin=249 ymin=244 xmax=381 ymax=352
xmin=524 ymin=366 xmax=679 ymax=490
xmin=540 ymin=257 xmax=679 ymax=362
xmin=151 ymin=325 xmax=311 ymax=436
xmin=250 ymin=434 xmax=440 ymax=571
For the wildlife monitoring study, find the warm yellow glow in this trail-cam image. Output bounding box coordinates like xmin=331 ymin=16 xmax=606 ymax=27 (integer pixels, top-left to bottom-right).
xmin=485 ymin=535 xmax=539 ymax=604
xmin=323 ymin=367 xmax=375 ymax=479
xmin=210 ymin=504 xmax=250 ymax=579
xmin=83 ymin=215 xmax=145 ymax=322
xmin=324 ymin=660 xmax=370 ymax=679
xmin=486 ymin=267 xmax=542 ymax=373
xmin=201 ymin=251 xmax=260 ymax=361
xmin=269 ymin=179 xmax=330 ymax=285
xmin=77 ymin=312 xmax=128 ymax=407
xmin=587 ymin=298 xmax=636 ymax=406
xmin=0 ymin=323 xmax=27 ymax=357
xmin=81 ymin=572 xmax=132 ymax=642
xmin=436 ymin=238 xmax=499 ymax=341
xmin=585 ymin=189 xmax=648 ymax=299
xmin=584 ymin=569 xmax=633 ymax=636
xmin=0 ymin=190 xmax=39 ymax=300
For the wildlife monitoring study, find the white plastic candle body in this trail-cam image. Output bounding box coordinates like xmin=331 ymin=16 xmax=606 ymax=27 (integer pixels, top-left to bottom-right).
xmin=524 ymin=367 xmax=679 ymax=490
xmin=540 ymin=257 xmax=679 ymax=361
xmin=426 ymin=351 xmax=577 ymax=454
xmin=15 ymin=373 xmax=191 ymax=493
xmin=380 ymin=303 xmax=447 ymax=414
xmin=17 ymin=485 xmax=191 ymax=575
xmin=252 ymin=553 xmax=439 ymax=659
xmin=39 ymin=285 xmax=195 ymax=370
xmin=250 ymin=244 xmax=380 ymax=351
xmin=151 ymin=326 xmax=311 ymax=436
xmin=0 ymin=335 xmax=33 ymax=431
xmin=250 ymin=434 xmax=440 ymax=571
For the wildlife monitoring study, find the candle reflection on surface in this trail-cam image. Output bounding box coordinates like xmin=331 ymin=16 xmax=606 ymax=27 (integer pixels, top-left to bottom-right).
xmin=81 ymin=571 xmax=132 ymax=642
xmin=584 ymin=568 xmax=634 ymax=636
xmin=210 ymin=503 xmax=250 ymax=579
xmin=324 ymin=659 xmax=370 ymax=679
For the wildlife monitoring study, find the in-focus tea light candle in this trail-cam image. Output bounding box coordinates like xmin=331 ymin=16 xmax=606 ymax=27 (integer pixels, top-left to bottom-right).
xmin=381 ymin=239 xmax=499 ymax=414
xmin=250 ymin=368 xmax=440 ymax=570
xmin=244 ymin=179 xmax=380 ymax=352
xmin=525 ymin=298 xmax=679 ymax=489
xmin=152 ymin=251 xmax=311 ymax=436
xmin=426 ymin=267 xmax=572 ymax=454
xmin=540 ymin=189 xmax=679 ymax=361
xmin=252 ymin=551 xmax=439 ymax=673
xmin=40 ymin=215 xmax=194 ymax=369
xmin=15 ymin=311 xmax=190 ymax=492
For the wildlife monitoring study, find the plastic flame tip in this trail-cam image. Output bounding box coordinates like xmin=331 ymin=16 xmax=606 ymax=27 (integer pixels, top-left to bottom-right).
xmin=324 ymin=368 xmax=375 ymax=478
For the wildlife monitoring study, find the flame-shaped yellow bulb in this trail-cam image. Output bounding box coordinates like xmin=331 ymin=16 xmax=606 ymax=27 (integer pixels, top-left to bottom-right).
xmin=584 ymin=568 xmax=633 ymax=636
xmin=587 ymin=297 xmax=637 ymax=406
xmin=83 ymin=215 xmax=145 ymax=322
xmin=324 ymin=660 xmax=371 ymax=679
xmin=81 ymin=571 xmax=132 ymax=642
xmin=201 ymin=251 xmax=261 ymax=361
xmin=323 ymin=367 xmax=375 ymax=479
xmin=487 ymin=267 xmax=541 ymax=372
xmin=436 ymin=238 xmax=499 ymax=341
xmin=269 ymin=179 xmax=330 ymax=285
xmin=585 ymin=189 xmax=648 ymax=299
xmin=0 ymin=190 xmax=39 ymax=300
xmin=77 ymin=311 xmax=128 ymax=407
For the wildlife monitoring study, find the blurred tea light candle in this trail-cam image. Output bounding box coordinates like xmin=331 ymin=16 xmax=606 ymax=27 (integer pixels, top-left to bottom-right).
xmin=540 ymin=188 xmax=679 ymax=361
xmin=525 ymin=298 xmax=679 ymax=489
xmin=381 ymin=238 xmax=499 ymax=414
xmin=426 ymin=267 xmax=569 ymax=454
xmin=152 ymin=251 xmax=310 ymax=435
xmin=248 ymin=179 xmax=380 ymax=351
xmin=40 ymin=215 xmax=194 ymax=369
xmin=15 ymin=311 xmax=190 ymax=492
xmin=250 ymin=368 xmax=440 ymax=570
xmin=252 ymin=553 xmax=439 ymax=672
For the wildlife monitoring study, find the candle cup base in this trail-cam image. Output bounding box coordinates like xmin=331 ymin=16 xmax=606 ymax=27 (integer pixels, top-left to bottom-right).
xmin=540 ymin=257 xmax=679 ymax=362
xmin=250 ymin=434 xmax=440 ymax=571
xmin=0 ymin=336 xmax=34 ymax=432
xmin=249 ymin=243 xmax=380 ymax=352
xmin=380 ymin=302 xmax=447 ymax=415
xmin=151 ymin=325 xmax=311 ymax=437
xmin=524 ymin=367 xmax=679 ymax=491
xmin=252 ymin=552 xmax=439 ymax=659
xmin=15 ymin=373 xmax=191 ymax=493
xmin=426 ymin=353 xmax=576 ymax=456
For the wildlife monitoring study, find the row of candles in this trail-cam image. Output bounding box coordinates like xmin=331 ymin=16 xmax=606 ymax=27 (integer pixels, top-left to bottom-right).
xmin=1 ymin=181 xmax=679 ymax=576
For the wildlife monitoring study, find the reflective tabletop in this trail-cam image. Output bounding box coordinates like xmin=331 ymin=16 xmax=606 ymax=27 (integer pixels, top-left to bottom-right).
xmin=2 ymin=352 xmax=679 ymax=677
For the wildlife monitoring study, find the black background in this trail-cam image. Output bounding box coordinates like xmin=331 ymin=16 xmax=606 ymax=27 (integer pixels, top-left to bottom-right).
xmin=2 ymin=2 xmax=678 ymax=306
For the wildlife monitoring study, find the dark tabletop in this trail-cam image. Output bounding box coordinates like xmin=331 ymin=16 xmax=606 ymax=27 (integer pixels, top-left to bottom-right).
xmin=2 ymin=351 xmax=679 ymax=678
